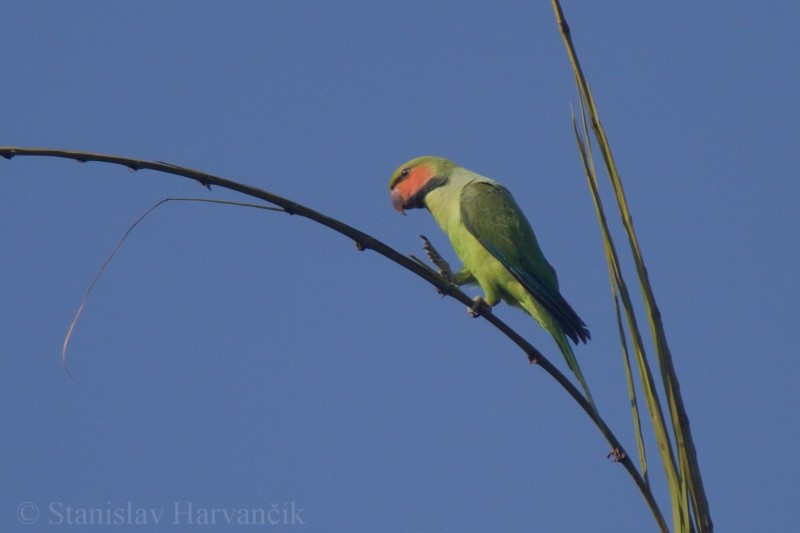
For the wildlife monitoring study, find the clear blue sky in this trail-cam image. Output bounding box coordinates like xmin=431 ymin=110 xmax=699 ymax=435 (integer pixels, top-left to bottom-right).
xmin=2 ymin=2 xmax=798 ymax=531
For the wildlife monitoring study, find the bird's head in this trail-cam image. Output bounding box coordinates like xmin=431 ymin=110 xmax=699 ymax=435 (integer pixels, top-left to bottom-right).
xmin=388 ymin=156 xmax=455 ymax=214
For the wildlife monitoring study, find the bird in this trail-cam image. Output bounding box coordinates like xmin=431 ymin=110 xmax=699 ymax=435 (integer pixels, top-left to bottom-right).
xmin=389 ymin=155 xmax=594 ymax=404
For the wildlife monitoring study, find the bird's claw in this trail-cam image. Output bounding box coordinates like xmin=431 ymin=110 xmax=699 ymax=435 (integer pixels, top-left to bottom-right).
xmin=409 ymin=253 xmax=451 ymax=298
xmin=468 ymin=296 xmax=492 ymax=318
xmin=419 ymin=235 xmax=454 ymax=280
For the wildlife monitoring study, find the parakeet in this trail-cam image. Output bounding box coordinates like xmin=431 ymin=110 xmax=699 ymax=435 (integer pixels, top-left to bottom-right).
xmin=389 ymin=155 xmax=594 ymax=404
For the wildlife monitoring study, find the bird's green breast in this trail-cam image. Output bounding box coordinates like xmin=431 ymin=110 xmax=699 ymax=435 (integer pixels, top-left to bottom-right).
xmin=423 ymin=171 xmax=480 ymax=264
xmin=423 ymin=171 xmax=524 ymax=307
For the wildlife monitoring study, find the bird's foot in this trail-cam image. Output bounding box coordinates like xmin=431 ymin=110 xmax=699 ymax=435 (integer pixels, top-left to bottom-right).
xmin=468 ymin=296 xmax=492 ymax=318
xmin=419 ymin=235 xmax=454 ymax=280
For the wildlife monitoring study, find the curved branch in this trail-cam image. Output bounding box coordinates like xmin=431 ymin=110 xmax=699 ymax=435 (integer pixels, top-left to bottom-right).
xmin=0 ymin=146 xmax=665 ymax=530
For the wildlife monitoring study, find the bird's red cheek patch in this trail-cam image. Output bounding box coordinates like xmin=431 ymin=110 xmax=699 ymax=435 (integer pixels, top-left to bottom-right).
xmin=398 ymin=164 xmax=434 ymax=197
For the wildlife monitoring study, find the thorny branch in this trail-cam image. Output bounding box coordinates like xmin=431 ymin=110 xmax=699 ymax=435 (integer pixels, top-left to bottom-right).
xmin=1 ymin=146 xmax=664 ymax=529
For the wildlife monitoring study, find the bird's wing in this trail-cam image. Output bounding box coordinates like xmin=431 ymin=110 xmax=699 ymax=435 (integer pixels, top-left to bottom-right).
xmin=460 ymin=181 xmax=589 ymax=343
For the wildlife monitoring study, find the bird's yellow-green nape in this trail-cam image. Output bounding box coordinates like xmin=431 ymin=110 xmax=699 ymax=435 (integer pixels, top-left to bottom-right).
xmin=388 ymin=156 xmax=457 ymax=214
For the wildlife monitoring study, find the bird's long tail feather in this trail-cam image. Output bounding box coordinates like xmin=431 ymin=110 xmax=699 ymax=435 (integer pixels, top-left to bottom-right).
xmin=554 ymin=331 xmax=596 ymax=412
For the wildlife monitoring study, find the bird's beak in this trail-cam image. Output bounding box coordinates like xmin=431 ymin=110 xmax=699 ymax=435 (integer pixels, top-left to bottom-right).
xmin=390 ymin=188 xmax=406 ymax=215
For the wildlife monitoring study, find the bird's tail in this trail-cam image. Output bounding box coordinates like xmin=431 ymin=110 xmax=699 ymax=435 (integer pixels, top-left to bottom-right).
xmin=553 ymin=329 xmax=596 ymax=412
xmin=519 ymin=297 xmax=596 ymax=411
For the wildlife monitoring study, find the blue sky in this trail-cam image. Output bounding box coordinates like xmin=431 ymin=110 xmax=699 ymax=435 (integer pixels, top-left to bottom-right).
xmin=2 ymin=2 xmax=798 ymax=531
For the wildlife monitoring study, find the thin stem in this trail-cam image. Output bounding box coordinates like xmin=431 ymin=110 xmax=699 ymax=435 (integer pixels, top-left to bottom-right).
xmin=60 ymin=197 xmax=285 ymax=373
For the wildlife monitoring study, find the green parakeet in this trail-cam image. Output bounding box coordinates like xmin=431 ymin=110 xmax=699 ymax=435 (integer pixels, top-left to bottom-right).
xmin=389 ymin=155 xmax=594 ymax=405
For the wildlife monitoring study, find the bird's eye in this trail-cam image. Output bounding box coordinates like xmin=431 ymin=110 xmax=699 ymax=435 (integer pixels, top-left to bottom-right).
xmin=393 ymin=167 xmax=411 ymax=188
